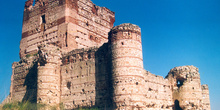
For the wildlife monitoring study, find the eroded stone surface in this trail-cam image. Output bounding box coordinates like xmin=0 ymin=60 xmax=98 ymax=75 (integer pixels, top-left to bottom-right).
xmin=166 ymin=66 xmax=210 ymax=110
xmin=20 ymin=0 xmax=115 ymax=58
xmin=6 ymin=0 xmax=211 ymax=110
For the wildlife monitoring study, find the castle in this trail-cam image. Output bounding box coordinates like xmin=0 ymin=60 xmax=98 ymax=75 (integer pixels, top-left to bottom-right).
xmin=6 ymin=0 xmax=210 ymax=109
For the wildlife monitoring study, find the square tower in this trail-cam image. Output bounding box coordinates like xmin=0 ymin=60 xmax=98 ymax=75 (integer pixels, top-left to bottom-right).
xmin=20 ymin=0 xmax=115 ymax=58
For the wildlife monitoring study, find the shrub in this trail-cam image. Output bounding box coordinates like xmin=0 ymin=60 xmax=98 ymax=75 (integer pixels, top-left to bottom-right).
xmin=1 ymin=101 xmax=45 ymax=110
xmin=26 ymin=54 xmax=31 ymax=58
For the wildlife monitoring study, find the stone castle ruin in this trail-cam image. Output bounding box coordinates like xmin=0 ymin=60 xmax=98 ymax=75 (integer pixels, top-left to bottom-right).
xmin=6 ymin=0 xmax=211 ymax=109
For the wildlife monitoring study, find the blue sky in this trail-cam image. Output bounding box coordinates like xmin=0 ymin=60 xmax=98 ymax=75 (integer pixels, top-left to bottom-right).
xmin=0 ymin=0 xmax=219 ymax=109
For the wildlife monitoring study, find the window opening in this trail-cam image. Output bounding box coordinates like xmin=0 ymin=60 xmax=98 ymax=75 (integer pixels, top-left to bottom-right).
xmin=65 ymin=32 xmax=68 ymax=47
xmin=41 ymin=15 xmax=46 ymax=23
xmin=41 ymin=15 xmax=46 ymax=31
xmin=121 ymin=42 xmax=124 ymax=45
xmin=67 ymin=82 xmax=71 ymax=89
xmin=177 ymin=79 xmax=184 ymax=88
xmin=86 ymin=21 xmax=89 ymax=26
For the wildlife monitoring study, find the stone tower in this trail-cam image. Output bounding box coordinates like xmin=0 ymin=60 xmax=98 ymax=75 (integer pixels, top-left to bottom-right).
xmin=166 ymin=66 xmax=206 ymax=110
xmin=37 ymin=44 xmax=62 ymax=106
xmin=109 ymin=23 xmax=146 ymax=109
xmin=4 ymin=0 xmax=211 ymax=109
xmin=20 ymin=0 xmax=115 ymax=58
xmin=202 ymin=84 xmax=211 ymax=110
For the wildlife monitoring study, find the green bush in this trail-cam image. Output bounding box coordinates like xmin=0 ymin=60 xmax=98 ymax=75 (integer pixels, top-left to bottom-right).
xmin=1 ymin=101 xmax=45 ymax=110
xmin=34 ymin=53 xmax=38 ymax=56
xmin=25 ymin=54 xmax=31 ymax=58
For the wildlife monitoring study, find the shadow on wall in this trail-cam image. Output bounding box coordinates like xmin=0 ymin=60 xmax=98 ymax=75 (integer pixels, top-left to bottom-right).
xmin=22 ymin=62 xmax=38 ymax=103
xmin=73 ymin=43 xmax=115 ymax=109
xmin=94 ymin=43 xmax=115 ymax=109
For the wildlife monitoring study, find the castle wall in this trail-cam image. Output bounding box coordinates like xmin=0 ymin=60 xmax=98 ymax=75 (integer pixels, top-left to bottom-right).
xmin=143 ymin=71 xmax=173 ymax=109
xmin=202 ymin=85 xmax=211 ymax=110
xmin=167 ymin=66 xmax=204 ymax=110
xmin=10 ymin=45 xmax=211 ymax=110
xmin=66 ymin=0 xmax=115 ymax=50
xmin=7 ymin=0 xmax=211 ymax=109
xmin=60 ymin=45 xmax=112 ymax=109
xmin=20 ymin=0 xmax=67 ymax=58
xmin=11 ymin=62 xmax=27 ymax=102
xmin=11 ymin=56 xmax=38 ymax=103
xmin=20 ymin=0 xmax=115 ymax=58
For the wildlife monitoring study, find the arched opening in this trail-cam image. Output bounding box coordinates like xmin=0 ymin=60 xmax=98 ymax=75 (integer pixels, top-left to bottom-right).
xmin=174 ymin=100 xmax=183 ymax=110
xmin=176 ymin=77 xmax=185 ymax=88
xmin=177 ymin=80 xmax=183 ymax=88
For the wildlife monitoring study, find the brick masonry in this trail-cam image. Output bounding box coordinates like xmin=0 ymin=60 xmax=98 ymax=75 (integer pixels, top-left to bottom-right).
xmin=6 ymin=0 xmax=210 ymax=110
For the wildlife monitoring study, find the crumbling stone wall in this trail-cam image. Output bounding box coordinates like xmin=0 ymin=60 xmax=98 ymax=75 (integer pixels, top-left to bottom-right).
xmin=20 ymin=0 xmax=67 ymax=57
xmin=11 ymin=56 xmax=38 ymax=103
xmin=143 ymin=71 xmax=173 ymax=109
xmin=60 ymin=44 xmax=112 ymax=109
xmin=7 ymin=0 xmax=211 ymax=110
xmin=37 ymin=44 xmax=62 ymax=105
xmin=10 ymin=31 xmax=211 ymax=110
xmin=202 ymin=84 xmax=211 ymax=110
xmin=166 ymin=66 xmax=207 ymax=110
xmin=68 ymin=0 xmax=115 ymax=49
xmin=20 ymin=0 xmax=115 ymax=58
xmin=109 ymin=23 xmax=146 ymax=109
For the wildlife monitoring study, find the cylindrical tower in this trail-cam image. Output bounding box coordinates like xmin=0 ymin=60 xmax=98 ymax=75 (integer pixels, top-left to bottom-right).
xmin=109 ymin=23 xmax=146 ymax=109
xmin=37 ymin=44 xmax=62 ymax=107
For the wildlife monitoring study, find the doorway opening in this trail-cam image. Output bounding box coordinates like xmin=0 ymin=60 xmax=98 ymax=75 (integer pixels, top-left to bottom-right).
xmin=174 ymin=100 xmax=183 ymax=110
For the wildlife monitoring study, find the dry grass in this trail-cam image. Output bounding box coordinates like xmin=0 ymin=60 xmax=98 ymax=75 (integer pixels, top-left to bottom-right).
xmin=0 ymin=102 xmax=101 ymax=110
xmin=0 ymin=101 xmax=64 ymax=110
